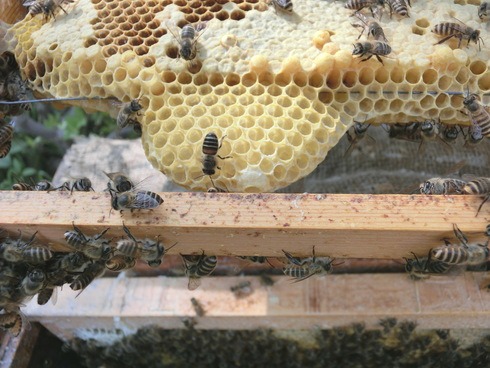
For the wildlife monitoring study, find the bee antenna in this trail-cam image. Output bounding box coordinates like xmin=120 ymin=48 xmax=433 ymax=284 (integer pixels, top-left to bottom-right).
xmin=166 ymin=242 xmax=179 ymax=252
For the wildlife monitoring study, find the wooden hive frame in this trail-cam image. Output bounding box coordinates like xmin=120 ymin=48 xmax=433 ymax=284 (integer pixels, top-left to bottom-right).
xmin=0 ymin=191 xmax=489 ymax=341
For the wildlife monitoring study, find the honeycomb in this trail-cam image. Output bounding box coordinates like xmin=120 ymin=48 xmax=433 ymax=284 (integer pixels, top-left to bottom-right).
xmin=3 ymin=0 xmax=490 ymax=192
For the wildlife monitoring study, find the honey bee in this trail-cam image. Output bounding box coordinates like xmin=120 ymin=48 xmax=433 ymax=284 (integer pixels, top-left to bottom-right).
xmin=462 ymin=176 xmax=490 ymax=215
xmin=269 ymin=0 xmax=293 ymax=13
xmin=479 ymin=2 xmax=489 ymax=19
xmin=64 ymin=223 xmax=112 ymax=261
xmin=104 ymin=171 xmax=134 ymax=193
xmin=116 ymin=224 xmax=175 ymax=267
xmin=418 ymin=178 xmax=467 ymax=195
xmin=230 ymin=281 xmax=253 ymax=299
xmin=344 ymin=0 xmax=385 ymax=18
xmin=0 ymin=310 xmax=23 ymax=336
xmin=344 ymin=121 xmax=375 ymax=157
xmin=23 ymin=0 xmax=75 ymax=22
xmin=5 ymin=71 xmax=31 ymax=112
xmin=18 ymin=269 xmax=45 ymax=297
xmin=69 ymin=177 xmax=94 ymax=193
xmin=404 ymin=253 xmax=453 ymax=280
xmin=0 ymin=120 xmax=13 ymax=148
xmin=430 ymin=224 xmax=489 ymax=266
xmin=442 ymin=125 xmax=460 ymax=143
xmin=282 ymin=247 xmax=335 ymax=282
xmin=70 ymin=261 xmax=105 ymax=293
xmin=182 ymin=252 xmax=218 ymax=291
xmin=105 ymin=255 xmax=136 ymax=272
xmin=461 ymin=93 xmax=490 ymax=138
xmin=34 ymin=180 xmax=55 ymax=191
xmin=54 ymin=252 xmax=88 ymax=272
xmin=168 ymin=23 xmax=207 ymax=62
xmin=200 ymin=132 xmax=232 ymax=186
xmin=12 ymin=181 xmax=33 ymax=191
xmin=0 ymin=141 xmax=11 ymax=159
xmin=109 ymin=186 xmax=164 ymax=212
xmin=0 ymin=231 xmax=38 ymax=263
xmin=386 ymin=0 xmax=410 ymax=18
xmin=351 ymin=12 xmax=388 ymax=42
xmin=352 ymin=41 xmax=392 ymax=64
xmin=463 ymin=125 xmax=484 ymax=148
xmin=0 ymin=120 xmax=13 ymax=159
xmin=190 ymin=297 xmax=206 ymax=317
xmin=432 ymin=18 xmax=483 ymax=50
xmin=22 ymin=246 xmax=53 ymax=264
xmin=37 ymin=287 xmax=56 ymax=306
xmin=116 ymin=99 xmax=142 ymax=132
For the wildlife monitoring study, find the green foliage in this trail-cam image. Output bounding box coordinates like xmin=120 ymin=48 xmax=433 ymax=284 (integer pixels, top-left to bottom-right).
xmin=0 ymin=132 xmax=56 ymax=190
xmin=0 ymin=105 xmax=118 ymax=189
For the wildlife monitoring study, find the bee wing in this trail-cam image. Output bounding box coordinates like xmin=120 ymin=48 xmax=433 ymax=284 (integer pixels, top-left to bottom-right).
xmin=165 ymin=21 xmax=182 ymax=42
xmin=290 ymin=271 xmax=317 ymax=283
xmin=188 ymin=276 xmax=202 ymax=291
xmin=448 ymin=15 xmax=469 ymax=28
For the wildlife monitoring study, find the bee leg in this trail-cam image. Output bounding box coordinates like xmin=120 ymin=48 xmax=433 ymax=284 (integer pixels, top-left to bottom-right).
xmin=58 ymin=5 xmax=68 ymax=14
xmin=217 ymin=155 xmax=232 ymax=160
xmin=374 ymin=54 xmax=384 ymax=64
xmin=434 ymin=34 xmax=456 ymax=46
xmin=475 ymin=194 xmax=490 ymax=217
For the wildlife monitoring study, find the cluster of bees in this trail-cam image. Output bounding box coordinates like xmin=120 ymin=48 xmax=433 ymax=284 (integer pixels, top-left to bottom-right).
xmin=405 ymin=224 xmax=490 ymax=280
xmin=345 ymin=0 xmax=485 ymax=63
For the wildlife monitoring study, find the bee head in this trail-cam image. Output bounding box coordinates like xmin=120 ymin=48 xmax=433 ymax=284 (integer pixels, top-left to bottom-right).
xmin=352 ymin=43 xmax=364 ymax=55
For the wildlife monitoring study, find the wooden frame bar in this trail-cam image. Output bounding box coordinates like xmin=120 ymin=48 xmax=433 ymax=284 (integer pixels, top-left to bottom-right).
xmin=0 ymin=191 xmax=488 ymax=258
xmin=24 ymin=274 xmax=490 ymax=341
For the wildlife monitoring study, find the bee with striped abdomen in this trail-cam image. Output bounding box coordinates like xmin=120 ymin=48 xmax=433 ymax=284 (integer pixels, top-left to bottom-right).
xmin=386 ymin=0 xmax=410 ymax=17
xmin=352 ymin=41 xmax=391 ymax=64
xmin=282 ymin=247 xmax=335 ymax=282
xmin=351 ymin=13 xmax=388 ymax=42
xmin=23 ymin=0 xmax=75 ymax=22
xmin=404 ymin=253 xmax=453 ymax=280
xmin=461 ymin=93 xmax=490 ymax=138
xmin=64 ymin=223 xmax=112 ymax=261
xmin=70 ymin=261 xmax=105 ymax=293
xmin=344 ymin=0 xmax=385 ymax=19
xmin=182 ymin=252 xmax=218 ymax=290
xmin=108 ymin=184 xmax=163 ymax=212
xmin=418 ymin=178 xmax=467 ymax=195
xmin=0 ymin=310 xmax=23 ymax=336
xmin=22 ymin=245 xmax=53 ymax=264
xmin=430 ymin=224 xmax=489 ymax=266
xmin=269 ymin=0 xmax=293 ymax=13
xmin=432 ymin=18 xmax=483 ymax=50
xmin=200 ymin=132 xmax=232 ymax=187
xmin=462 ymin=176 xmax=490 ymax=216
xmin=105 ymin=255 xmax=136 ymax=272
xmin=0 ymin=120 xmax=13 ymax=159
xmin=116 ymin=224 xmax=175 ymax=267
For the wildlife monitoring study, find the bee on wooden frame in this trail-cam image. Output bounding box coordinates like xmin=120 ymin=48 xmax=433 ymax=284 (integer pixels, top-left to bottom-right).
xmin=181 ymin=252 xmax=218 ymax=291
xmin=418 ymin=177 xmax=467 ymax=195
xmin=108 ymin=186 xmax=163 ymax=212
xmin=282 ymin=246 xmax=337 ymax=282
xmin=461 ymin=175 xmax=490 ymax=216
xmin=430 ymin=224 xmax=489 ymax=267
xmin=404 ymin=253 xmax=453 ymax=280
